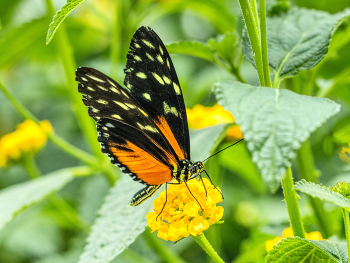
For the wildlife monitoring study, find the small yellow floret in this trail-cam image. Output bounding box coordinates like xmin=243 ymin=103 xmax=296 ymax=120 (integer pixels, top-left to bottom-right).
xmin=0 ymin=120 xmax=53 ymax=167
xmin=147 ymin=178 xmax=224 ymax=242
xmin=186 ymin=104 xmax=243 ymax=139
xmin=265 ymin=227 xmax=324 ymax=252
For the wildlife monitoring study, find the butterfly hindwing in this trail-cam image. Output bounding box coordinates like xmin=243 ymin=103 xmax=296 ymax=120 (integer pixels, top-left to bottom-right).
xmin=76 ymin=67 xmax=176 ymax=186
xmin=124 ymin=26 xmax=191 ymax=160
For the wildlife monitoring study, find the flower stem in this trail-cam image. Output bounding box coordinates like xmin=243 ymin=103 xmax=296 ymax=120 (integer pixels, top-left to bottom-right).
xmin=45 ymin=0 xmax=102 ymax=158
xmin=238 ymin=0 xmax=265 ymax=86
xmin=193 ymin=233 xmax=225 ymax=263
xmin=143 ymin=230 xmax=187 ymax=263
xmin=281 ymin=166 xmax=305 ymax=238
xmin=259 ymin=0 xmax=272 ymax=87
xmin=296 ymin=140 xmax=332 ymax=237
xmin=0 ymin=80 xmax=97 ymax=166
xmin=22 ymin=155 xmax=41 ymax=179
xmin=343 ymin=209 xmax=350 ymax=259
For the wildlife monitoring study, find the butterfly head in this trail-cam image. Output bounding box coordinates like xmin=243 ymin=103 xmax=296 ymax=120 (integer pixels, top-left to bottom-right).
xmin=176 ymin=160 xmax=204 ymax=183
xmin=189 ymin=161 xmax=204 ymax=177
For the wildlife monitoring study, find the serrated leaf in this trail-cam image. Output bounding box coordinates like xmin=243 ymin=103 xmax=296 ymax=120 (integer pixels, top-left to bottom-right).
xmin=166 ymin=41 xmax=215 ymax=63
xmin=46 ymin=0 xmax=85 ymax=44
xmin=0 ymin=18 xmax=48 ymax=69
xmin=78 ymin=175 xmax=154 ymax=263
xmin=0 ymin=168 xmax=75 ymax=230
xmin=190 ymin=123 xmax=230 ymax=162
xmin=215 ymin=80 xmax=340 ymax=192
xmin=78 ymin=124 xmax=228 ymax=263
xmin=266 ymin=237 xmax=347 ymax=263
xmin=242 ymin=7 xmax=350 ymax=84
xmin=295 ymin=180 xmax=350 ymax=211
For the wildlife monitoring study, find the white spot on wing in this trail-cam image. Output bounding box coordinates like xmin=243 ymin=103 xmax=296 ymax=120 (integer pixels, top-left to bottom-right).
xmin=157 ymin=55 xmax=164 ymax=64
xmin=87 ymin=74 xmax=105 ymax=82
xmin=106 ymin=123 xmax=115 ymax=128
xmin=114 ymin=101 xmax=129 ymax=110
xmin=163 ymin=76 xmax=171 ymax=84
xmin=163 ymin=101 xmax=179 ymax=116
xmin=136 ymin=72 xmax=147 ymax=79
xmin=112 ymin=114 xmax=122 ymax=120
xmin=173 ymin=83 xmax=181 ymax=95
xmin=159 ymin=46 xmax=164 ymax=55
xmin=153 ymin=73 xmax=164 ymax=85
xmin=134 ymin=55 xmax=142 ymax=61
xmin=81 ymin=77 xmax=88 ymax=81
xmin=107 ymin=79 xmax=116 ymax=87
xmin=87 ymin=86 xmax=95 ymax=91
xmin=97 ymin=99 xmax=108 ymax=104
xmin=142 ymin=39 xmax=155 ymax=49
xmin=146 ymin=53 xmax=154 ymax=61
xmin=143 ymin=93 xmax=151 ymax=101
xmin=98 ymin=85 xmax=108 ymax=91
xmin=110 ymin=87 xmax=120 ymax=94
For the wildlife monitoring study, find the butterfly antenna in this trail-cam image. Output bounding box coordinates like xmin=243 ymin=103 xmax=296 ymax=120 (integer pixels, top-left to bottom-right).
xmin=202 ymin=138 xmax=244 ymax=163
xmin=203 ymin=170 xmax=224 ymax=200
xmin=184 ymin=180 xmax=204 ymax=211
xmin=156 ymin=183 xmax=168 ymax=221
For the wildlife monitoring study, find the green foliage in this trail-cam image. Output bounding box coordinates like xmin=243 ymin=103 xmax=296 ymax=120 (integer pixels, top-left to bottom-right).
xmin=266 ymin=237 xmax=347 ymax=263
xmin=46 ymin=0 xmax=85 ymax=44
xmin=295 ymin=180 xmax=350 ymax=210
xmin=242 ymin=7 xmax=350 ymax=87
xmin=215 ymin=80 xmax=340 ymax=192
xmin=0 ymin=168 xmax=74 ymax=230
xmin=1 ymin=0 xmax=350 ymax=262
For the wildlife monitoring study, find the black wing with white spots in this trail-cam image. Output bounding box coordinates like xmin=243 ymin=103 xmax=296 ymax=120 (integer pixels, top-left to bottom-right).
xmin=124 ymin=26 xmax=191 ymax=160
xmin=76 ymin=67 xmax=179 ymax=186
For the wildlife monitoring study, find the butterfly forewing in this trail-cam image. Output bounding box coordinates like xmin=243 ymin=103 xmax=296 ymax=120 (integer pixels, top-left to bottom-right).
xmin=124 ymin=26 xmax=191 ymax=160
xmin=76 ymin=67 xmax=176 ymax=186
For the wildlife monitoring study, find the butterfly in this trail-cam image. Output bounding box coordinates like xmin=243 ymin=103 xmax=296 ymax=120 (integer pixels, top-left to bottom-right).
xmin=76 ymin=26 xmax=218 ymax=207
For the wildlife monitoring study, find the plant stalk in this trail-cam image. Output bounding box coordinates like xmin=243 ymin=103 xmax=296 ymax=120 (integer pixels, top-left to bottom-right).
xmin=238 ymin=0 xmax=265 ymax=86
xmin=193 ymin=233 xmax=225 ymax=263
xmin=281 ymin=166 xmax=305 ymax=238
xmin=342 ymin=209 xmax=350 ymax=259
xmin=259 ymin=0 xmax=272 ymax=87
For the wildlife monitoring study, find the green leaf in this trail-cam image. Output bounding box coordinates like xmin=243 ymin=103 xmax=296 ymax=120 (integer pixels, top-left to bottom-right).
xmin=0 ymin=168 xmax=75 ymax=230
xmin=215 ymin=80 xmax=340 ymax=192
xmin=46 ymin=0 xmax=85 ymax=44
xmin=295 ymin=180 xmax=350 ymax=211
xmin=266 ymin=237 xmax=347 ymax=263
xmin=242 ymin=7 xmax=350 ymax=85
xmin=190 ymin=124 xmax=231 ymax=162
xmin=78 ymin=124 xmax=228 ymax=263
xmin=78 ymin=175 xmax=154 ymax=263
xmin=208 ymin=33 xmax=238 ymax=64
xmin=166 ymin=41 xmax=216 ymax=63
xmin=333 ymin=116 xmax=350 ymax=144
xmin=0 ymin=18 xmax=48 ymax=69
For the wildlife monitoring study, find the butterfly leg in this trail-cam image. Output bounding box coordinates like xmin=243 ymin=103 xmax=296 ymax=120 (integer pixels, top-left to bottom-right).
xmin=183 ymin=180 xmax=204 ymax=211
xmin=203 ymin=170 xmax=224 ymax=200
xmin=156 ymin=183 xmax=168 ymax=221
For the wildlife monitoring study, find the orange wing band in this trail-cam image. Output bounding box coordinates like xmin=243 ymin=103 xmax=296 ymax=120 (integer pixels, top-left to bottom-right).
xmin=109 ymin=141 xmax=174 ymax=185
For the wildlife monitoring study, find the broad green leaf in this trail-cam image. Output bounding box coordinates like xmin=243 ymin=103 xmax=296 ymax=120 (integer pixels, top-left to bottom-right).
xmin=78 ymin=125 xmax=228 ymax=263
xmin=0 ymin=18 xmax=48 ymax=69
xmin=0 ymin=168 xmax=75 ymax=230
xmin=295 ymin=180 xmax=350 ymax=211
xmin=46 ymin=0 xmax=85 ymax=44
xmin=242 ymin=7 xmax=350 ymax=85
xmin=266 ymin=237 xmax=347 ymax=263
xmin=166 ymin=41 xmax=215 ymax=63
xmin=208 ymin=33 xmax=238 ymax=64
xmin=78 ymin=175 xmax=154 ymax=263
xmin=333 ymin=116 xmax=350 ymax=144
xmin=215 ymin=80 xmax=340 ymax=191
xmin=190 ymin=124 xmax=231 ymax=162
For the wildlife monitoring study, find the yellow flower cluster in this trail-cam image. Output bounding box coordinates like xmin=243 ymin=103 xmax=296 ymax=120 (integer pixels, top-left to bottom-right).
xmin=0 ymin=120 xmax=52 ymax=167
xmin=265 ymin=227 xmax=324 ymax=252
xmin=147 ymin=178 xmax=224 ymax=242
xmin=186 ymin=104 xmax=243 ymax=140
xmin=339 ymin=144 xmax=350 ymax=164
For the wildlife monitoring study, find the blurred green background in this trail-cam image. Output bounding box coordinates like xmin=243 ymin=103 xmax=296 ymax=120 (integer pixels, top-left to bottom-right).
xmin=0 ymin=0 xmax=350 ymax=262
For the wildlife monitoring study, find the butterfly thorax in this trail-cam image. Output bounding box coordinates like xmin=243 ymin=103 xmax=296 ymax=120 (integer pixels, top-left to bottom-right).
xmin=174 ymin=160 xmax=204 ymax=183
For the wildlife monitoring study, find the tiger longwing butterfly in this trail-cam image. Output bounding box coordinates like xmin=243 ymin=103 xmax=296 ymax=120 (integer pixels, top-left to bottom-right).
xmin=76 ymin=26 xmax=216 ymax=207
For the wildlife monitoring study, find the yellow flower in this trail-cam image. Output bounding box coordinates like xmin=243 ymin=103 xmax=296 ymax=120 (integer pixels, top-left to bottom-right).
xmin=186 ymin=104 xmax=243 ymax=139
xmin=147 ymin=178 xmax=224 ymax=242
xmin=339 ymin=144 xmax=350 ymax=164
xmin=0 ymin=120 xmax=53 ymax=167
xmin=265 ymin=227 xmax=324 ymax=252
